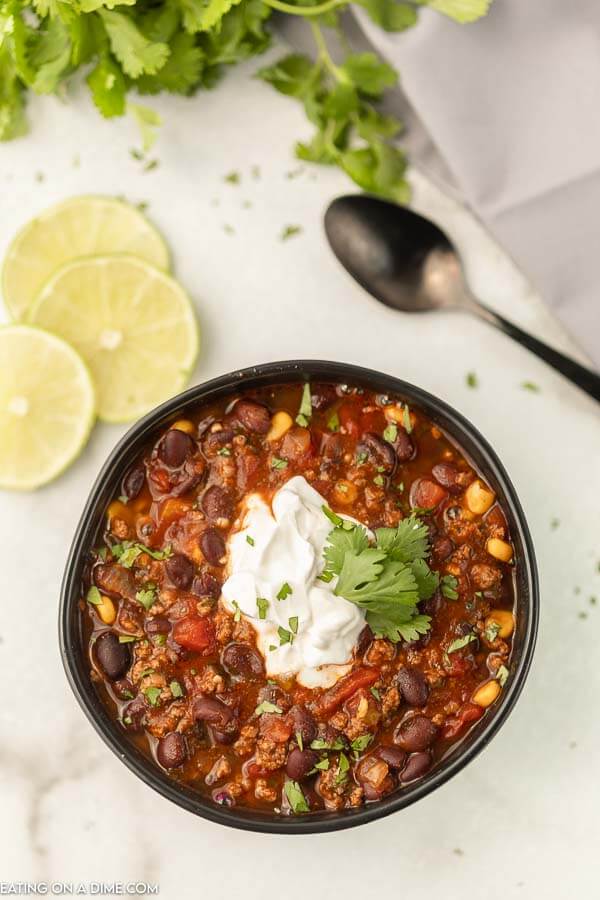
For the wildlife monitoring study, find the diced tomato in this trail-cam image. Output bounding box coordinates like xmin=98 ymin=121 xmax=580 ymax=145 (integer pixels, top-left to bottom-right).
xmin=410 ymin=478 xmax=448 ymax=510
xmin=172 ymin=616 xmax=216 ymax=654
xmin=315 ymin=667 xmax=379 ymax=717
xmin=337 ymin=402 xmax=360 ymax=438
xmin=236 ymin=450 xmax=260 ymax=493
xmin=440 ymin=702 xmax=484 ymax=741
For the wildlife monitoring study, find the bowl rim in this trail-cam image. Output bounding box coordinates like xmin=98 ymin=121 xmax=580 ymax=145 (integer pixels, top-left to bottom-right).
xmin=59 ymin=359 xmax=539 ymax=834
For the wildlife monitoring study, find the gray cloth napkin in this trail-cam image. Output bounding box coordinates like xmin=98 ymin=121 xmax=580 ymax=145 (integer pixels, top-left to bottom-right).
xmin=281 ymin=1 xmax=600 ymax=365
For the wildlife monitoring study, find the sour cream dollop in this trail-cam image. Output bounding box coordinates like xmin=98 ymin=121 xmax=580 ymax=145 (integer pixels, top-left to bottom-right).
xmin=221 ymin=475 xmax=365 ymax=688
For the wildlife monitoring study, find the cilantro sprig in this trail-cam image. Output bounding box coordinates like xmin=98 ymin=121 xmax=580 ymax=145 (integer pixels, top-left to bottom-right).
xmin=321 ymin=509 xmax=437 ymax=642
xmin=0 ymin=0 xmax=493 ymax=198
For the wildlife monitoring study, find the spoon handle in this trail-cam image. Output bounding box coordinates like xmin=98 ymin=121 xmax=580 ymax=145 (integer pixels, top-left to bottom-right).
xmin=473 ymin=302 xmax=600 ymax=402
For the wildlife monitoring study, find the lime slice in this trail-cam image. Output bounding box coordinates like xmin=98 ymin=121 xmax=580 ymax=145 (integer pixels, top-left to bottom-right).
xmin=2 ymin=196 xmax=170 ymax=321
xmin=28 ymin=255 xmax=199 ymax=423
xmin=0 ymin=325 xmax=96 ymax=490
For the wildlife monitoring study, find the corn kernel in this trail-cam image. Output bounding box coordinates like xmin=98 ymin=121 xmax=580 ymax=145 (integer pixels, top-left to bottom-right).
xmin=472 ymin=679 xmax=501 ymax=708
xmin=333 ymin=480 xmax=358 ymax=504
xmin=465 ymin=479 xmax=495 ymax=515
xmin=266 ymin=411 xmax=293 ymax=442
xmin=485 ymin=609 xmax=514 ymax=638
xmin=97 ymin=594 xmax=116 ymax=625
xmin=170 ymin=419 xmax=195 ymax=434
xmin=486 ymin=538 xmax=513 ymax=563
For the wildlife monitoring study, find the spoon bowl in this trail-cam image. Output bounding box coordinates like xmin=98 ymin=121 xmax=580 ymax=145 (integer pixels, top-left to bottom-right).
xmin=324 ymin=194 xmax=600 ymax=402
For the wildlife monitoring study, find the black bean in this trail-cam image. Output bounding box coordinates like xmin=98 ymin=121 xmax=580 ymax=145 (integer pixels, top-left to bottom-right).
xmin=289 ymin=705 xmax=318 ymax=745
xmin=158 ymin=429 xmax=195 ymax=468
xmin=203 ymin=429 xmax=234 ymax=454
xmin=376 ymin=746 xmax=407 ymax=769
xmin=357 ymin=432 xmax=396 ymax=474
xmin=286 ymin=747 xmax=318 ymax=781
xmin=95 ymin=631 xmax=131 ymax=680
xmin=202 ymin=485 xmax=234 ymax=521
xmin=157 ymin=732 xmax=187 ymax=768
xmin=192 ymin=571 xmax=221 ymax=599
xmin=356 ymin=625 xmax=374 ymax=658
xmin=394 ymin=429 xmax=415 ymax=463
xmin=165 ymin=553 xmax=195 ymax=590
xmin=397 ymin=667 xmax=430 ymax=707
xmin=432 ymin=536 xmax=454 ymax=562
xmin=221 ymin=642 xmax=265 ymax=678
xmin=432 ymin=463 xmax=463 ymax=495
xmin=393 ymin=715 xmax=438 ymax=752
xmin=121 ymin=463 xmax=146 ymax=501
xmin=193 ymin=695 xmax=234 ymax=729
xmin=113 ymin=678 xmax=135 ymax=700
xmin=399 ymin=751 xmax=432 ymax=783
xmin=233 ymin=399 xmax=271 ymax=434
xmin=200 ymin=528 xmax=226 ymax=566
xmin=210 ymin=727 xmax=237 ymax=745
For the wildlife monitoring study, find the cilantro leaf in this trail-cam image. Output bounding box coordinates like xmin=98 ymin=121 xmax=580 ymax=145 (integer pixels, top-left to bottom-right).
xmin=447 ymin=633 xmax=478 ymax=654
xmin=340 ymin=53 xmax=397 ymax=97
xmin=323 ymin=523 xmax=370 ymax=575
xmin=375 ymin=517 xmax=430 ymax=563
xmin=357 ymin=0 xmax=418 ymax=31
xmin=99 ymin=9 xmax=170 ymax=78
xmin=284 ymin=780 xmax=309 ymax=814
xmin=410 ymin=558 xmax=439 ymax=600
xmin=335 ymin=547 xmax=389 ymax=600
xmin=424 ymin=0 xmax=492 ymax=24
xmin=129 ymin=102 xmax=161 ymax=152
xmin=87 ymin=54 xmax=127 ymax=117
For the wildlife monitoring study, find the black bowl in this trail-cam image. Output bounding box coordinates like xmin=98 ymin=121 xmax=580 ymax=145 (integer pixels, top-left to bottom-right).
xmin=59 ymin=360 xmax=539 ymax=834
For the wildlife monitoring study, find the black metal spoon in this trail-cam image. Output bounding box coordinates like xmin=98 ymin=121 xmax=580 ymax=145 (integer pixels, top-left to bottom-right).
xmin=325 ymin=194 xmax=600 ymax=402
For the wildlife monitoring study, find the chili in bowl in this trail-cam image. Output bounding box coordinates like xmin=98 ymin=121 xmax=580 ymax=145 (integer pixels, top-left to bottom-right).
xmin=60 ymin=360 xmax=538 ymax=833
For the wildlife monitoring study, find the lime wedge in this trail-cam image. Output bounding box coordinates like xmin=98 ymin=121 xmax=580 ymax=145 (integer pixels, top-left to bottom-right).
xmin=28 ymin=255 xmax=199 ymax=423
xmin=2 ymin=196 xmax=170 ymax=321
xmin=0 ymin=325 xmax=96 ymax=490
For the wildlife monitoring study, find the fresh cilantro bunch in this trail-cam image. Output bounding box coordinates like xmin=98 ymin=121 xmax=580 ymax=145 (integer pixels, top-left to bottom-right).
xmin=0 ymin=0 xmax=492 ymax=197
xmin=321 ymin=506 xmax=442 ymax=642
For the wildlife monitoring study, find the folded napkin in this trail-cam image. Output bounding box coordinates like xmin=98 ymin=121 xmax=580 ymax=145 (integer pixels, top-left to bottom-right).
xmin=281 ymin=1 xmax=600 ymax=365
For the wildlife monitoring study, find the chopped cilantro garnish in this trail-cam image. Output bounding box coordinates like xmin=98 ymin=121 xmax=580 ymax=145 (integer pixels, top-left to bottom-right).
xmin=322 ymin=505 xmax=343 ymax=527
xmin=284 ymin=780 xmax=309 ymax=813
xmin=313 ymin=758 xmax=330 ymax=771
xmin=278 ymin=626 xmax=293 ymax=645
xmin=288 ymin=615 xmax=298 ymax=634
xmin=496 ymin=665 xmax=509 ymax=686
xmin=118 ymin=634 xmax=136 ymax=643
xmin=402 ymin=405 xmax=413 ymax=434
xmin=447 ymin=633 xmax=478 ymax=654
xmin=246 ymin=535 xmax=255 ymax=546
xmin=483 ymin=621 xmax=500 ymax=642
xmin=335 ymin=751 xmax=350 ymax=784
xmin=154 ymin=634 xmax=167 ymax=646
xmin=86 ymin=586 xmax=102 ymax=606
xmin=271 ymin=457 xmax=288 ymax=470
xmin=256 ymin=598 xmax=269 ymax=620
xmin=112 ymin=541 xmax=172 ymax=567
xmin=370 ymin=687 xmax=381 ymax=701
xmin=217 ymin=447 xmax=232 ymax=456
xmin=350 ymin=734 xmax=373 ymax=754
xmin=296 ymin=383 xmax=312 ymax=427
xmin=327 ymin=410 xmax=340 ymax=432
xmin=296 ymin=732 xmax=304 ymax=751
xmin=441 ymin=574 xmax=459 ymax=600
xmin=277 ymin=582 xmax=293 ymax=601
xmin=356 ymin=451 xmax=368 ymax=464
xmin=373 ymin=474 xmax=385 ymax=487
xmin=135 ymin=587 xmax=157 ymax=610
xmin=383 ymin=423 xmax=397 ymax=443
xmin=268 ymin=644 xmax=277 ymax=652
xmin=255 ymin=700 xmax=283 ymax=715
xmin=317 ymin=570 xmax=334 ymax=583
xmin=310 ymin=737 xmax=346 ymax=751
xmin=231 ymin=601 xmax=242 ymax=623
xmin=144 ymin=686 xmax=162 ymax=706
xmin=169 ymin=680 xmax=184 ymax=698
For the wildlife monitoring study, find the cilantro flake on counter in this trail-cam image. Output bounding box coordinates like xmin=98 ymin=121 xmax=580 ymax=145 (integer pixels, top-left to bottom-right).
xmin=246 ymin=535 xmax=255 ymax=546
xmin=466 ymin=371 xmax=478 ymax=388
xmin=281 ymin=225 xmax=302 ymax=241
xmin=224 ymin=171 xmax=240 ymax=185
xmin=521 ymin=381 xmax=540 ymax=393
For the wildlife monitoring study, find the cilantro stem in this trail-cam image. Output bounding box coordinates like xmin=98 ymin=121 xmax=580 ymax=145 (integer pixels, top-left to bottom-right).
xmin=262 ymin=0 xmax=345 ymax=16
xmin=309 ymin=21 xmax=346 ymax=82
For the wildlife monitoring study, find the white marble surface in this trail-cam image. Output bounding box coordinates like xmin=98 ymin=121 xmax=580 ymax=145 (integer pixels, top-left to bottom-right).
xmin=1 ymin=45 xmax=599 ymax=898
